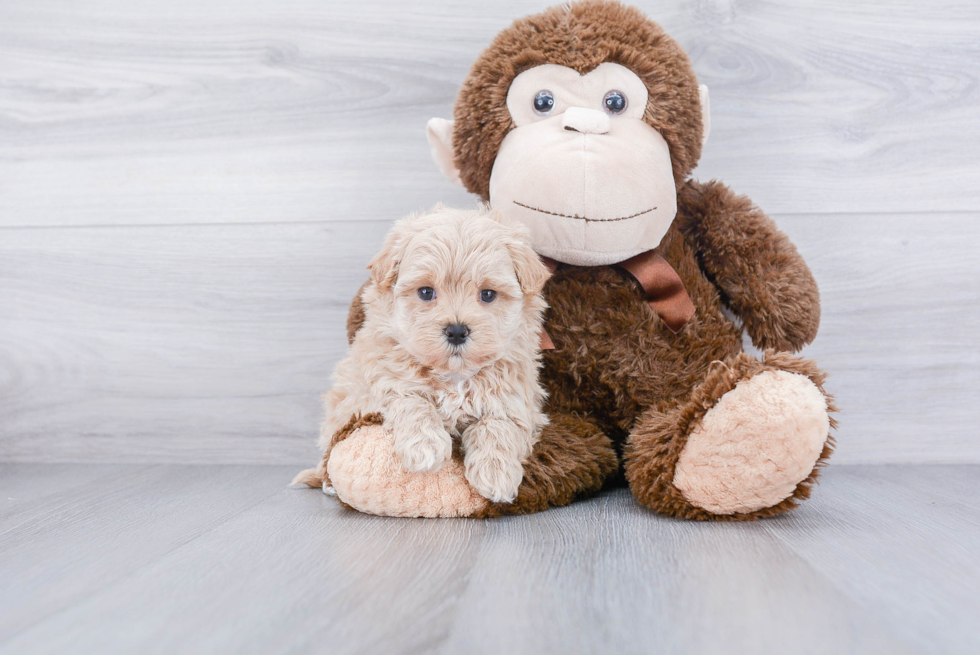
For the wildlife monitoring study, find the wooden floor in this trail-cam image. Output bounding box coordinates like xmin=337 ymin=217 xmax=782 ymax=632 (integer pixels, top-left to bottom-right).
xmin=0 ymin=464 xmax=977 ymax=654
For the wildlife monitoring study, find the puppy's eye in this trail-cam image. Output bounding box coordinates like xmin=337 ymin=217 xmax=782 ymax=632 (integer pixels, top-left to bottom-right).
xmin=603 ymin=90 xmax=627 ymax=114
xmin=479 ymin=289 xmax=497 ymax=304
xmin=417 ymin=287 xmax=436 ymax=302
xmin=533 ymin=90 xmax=555 ymax=115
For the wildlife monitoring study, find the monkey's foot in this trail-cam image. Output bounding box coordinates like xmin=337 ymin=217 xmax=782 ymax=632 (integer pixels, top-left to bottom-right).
xmin=672 ymin=368 xmax=830 ymax=515
xmin=327 ymin=425 xmax=489 ymax=518
xmin=626 ymin=352 xmax=836 ymax=520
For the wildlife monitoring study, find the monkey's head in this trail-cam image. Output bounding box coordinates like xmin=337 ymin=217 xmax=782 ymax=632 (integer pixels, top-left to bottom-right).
xmin=427 ymin=0 xmax=710 ymax=267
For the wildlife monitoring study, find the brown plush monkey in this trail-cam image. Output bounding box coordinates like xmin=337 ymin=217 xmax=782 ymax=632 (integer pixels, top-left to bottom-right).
xmin=308 ymin=0 xmax=836 ymax=521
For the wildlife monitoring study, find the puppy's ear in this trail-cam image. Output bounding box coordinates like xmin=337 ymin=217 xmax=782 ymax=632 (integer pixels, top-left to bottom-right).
xmin=506 ymin=232 xmax=550 ymax=296
xmin=368 ymin=219 xmax=410 ymax=291
xmin=487 ymin=208 xmax=550 ymax=295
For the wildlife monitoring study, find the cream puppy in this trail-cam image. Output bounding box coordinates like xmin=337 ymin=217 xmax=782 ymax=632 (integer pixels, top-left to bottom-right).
xmin=309 ymin=205 xmax=550 ymax=503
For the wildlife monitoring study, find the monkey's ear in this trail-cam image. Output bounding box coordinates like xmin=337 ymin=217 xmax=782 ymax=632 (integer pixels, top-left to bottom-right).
xmin=426 ymin=118 xmax=463 ymax=187
xmin=699 ymin=84 xmax=711 ymax=147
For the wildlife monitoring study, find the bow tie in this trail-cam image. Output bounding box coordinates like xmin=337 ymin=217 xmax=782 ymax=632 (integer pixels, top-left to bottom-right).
xmin=538 ymin=249 xmax=696 ymax=350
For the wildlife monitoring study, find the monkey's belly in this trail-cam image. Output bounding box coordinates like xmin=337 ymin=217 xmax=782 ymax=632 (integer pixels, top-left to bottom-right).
xmin=540 ymin=266 xmax=742 ymax=431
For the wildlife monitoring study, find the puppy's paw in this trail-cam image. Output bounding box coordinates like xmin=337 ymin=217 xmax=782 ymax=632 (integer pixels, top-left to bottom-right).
xmin=393 ymin=422 xmax=453 ymax=473
xmin=465 ymin=452 xmax=524 ymax=504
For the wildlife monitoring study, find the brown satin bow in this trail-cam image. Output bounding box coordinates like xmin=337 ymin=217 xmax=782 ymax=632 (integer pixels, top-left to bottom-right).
xmin=537 ymin=249 xmax=695 ymax=350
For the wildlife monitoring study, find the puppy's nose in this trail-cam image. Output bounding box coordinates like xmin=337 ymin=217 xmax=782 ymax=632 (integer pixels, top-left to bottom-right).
xmin=444 ymin=323 xmax=470 ymax=346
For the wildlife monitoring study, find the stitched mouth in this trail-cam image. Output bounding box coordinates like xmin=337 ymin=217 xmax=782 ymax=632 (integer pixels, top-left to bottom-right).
xmin=513 ymin=201 xmax=656 ymax=223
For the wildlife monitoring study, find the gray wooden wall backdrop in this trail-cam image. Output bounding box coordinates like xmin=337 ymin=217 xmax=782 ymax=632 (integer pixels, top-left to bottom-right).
xmin=1 ymin=0 xmax=978 ymax=465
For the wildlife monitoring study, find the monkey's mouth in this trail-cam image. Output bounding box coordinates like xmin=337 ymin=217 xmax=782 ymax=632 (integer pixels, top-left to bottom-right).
xmin=513 ymin=201 xmax=656 ymax=223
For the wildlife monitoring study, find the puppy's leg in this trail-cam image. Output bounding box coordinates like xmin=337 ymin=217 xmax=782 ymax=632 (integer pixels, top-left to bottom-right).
xmin=388 ymin=397 xmax=453 ymax=473
xmin=462 ymin=417 xmax=533 ymax=503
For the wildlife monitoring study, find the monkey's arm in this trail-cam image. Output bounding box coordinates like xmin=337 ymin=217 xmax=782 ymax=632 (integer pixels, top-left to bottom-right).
xmin=676 ymin=180 xmax=820 ymax=353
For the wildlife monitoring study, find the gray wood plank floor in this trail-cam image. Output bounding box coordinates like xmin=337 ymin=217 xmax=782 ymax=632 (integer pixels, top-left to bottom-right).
xmin=1 ymin=464 xmax=977 ymax=654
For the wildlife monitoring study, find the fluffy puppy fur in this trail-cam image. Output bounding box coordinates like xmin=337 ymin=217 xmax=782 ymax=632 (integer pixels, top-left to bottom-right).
xmin=299 ymin=205 xmax=551 ymax=503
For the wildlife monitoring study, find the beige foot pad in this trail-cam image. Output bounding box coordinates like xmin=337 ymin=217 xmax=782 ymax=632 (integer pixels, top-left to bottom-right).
xmin=327 ymin=425 xmax=489 ymax=518
xmin=673 ymin=370 xmax=830 ymax=515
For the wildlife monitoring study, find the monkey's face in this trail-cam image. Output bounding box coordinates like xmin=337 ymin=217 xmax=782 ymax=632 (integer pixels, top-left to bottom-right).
xmin=426 ymin=5 xmax=710 ymax=267
xmin=487 ymin=63 xmax=676 ymax=267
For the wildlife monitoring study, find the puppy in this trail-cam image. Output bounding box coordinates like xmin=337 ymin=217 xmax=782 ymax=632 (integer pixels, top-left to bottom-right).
xmin=298 ymin=205 xmax=551 ymax=503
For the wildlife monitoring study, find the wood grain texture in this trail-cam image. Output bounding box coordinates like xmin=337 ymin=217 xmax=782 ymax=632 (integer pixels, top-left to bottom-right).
xmin=0 ymin=221 xmax=389 ymax=464
xmin=0 ymin=0 xmax=977 ymax=229
xmin=441 ymin=493 xmax=912 ymax=654
xmin=0 ymin=465 xmax=291 ymax=643
xmin=2 ymin=213 xmax=978 ymax=464
xmin=1 ymin=464 xmax=978 ymax=654
xmin=1 ymin=0 xmax=978 ymax=465
xmin=764 ymin=465 xmax=980 ymax=654
xmin=785 ymin=213 xmax=980 ymax=463
xmin=0 ymin=463 xmax=132 ymax=520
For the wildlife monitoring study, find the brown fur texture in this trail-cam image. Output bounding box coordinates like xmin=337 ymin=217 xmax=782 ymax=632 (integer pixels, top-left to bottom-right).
xmin=331 ymin=1 xmax=833 ymax=520
xmin=453 ymin=0 xmax=703 ymax=199
xmin=624 ymin=352 xmax=837 ymax=521
xmin=476 ymin=413 xmax=619 ymax=517
xmin=340 ymin=180 xmax=833 ymax=519
xmin=675 ymin=181 xmax=821 ymax=352
xmin=345 ymin=281 xmax=369 ymax=345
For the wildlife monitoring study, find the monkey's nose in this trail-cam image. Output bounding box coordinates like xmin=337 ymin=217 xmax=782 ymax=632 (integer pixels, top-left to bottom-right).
xmin=562 ymin=107 xmax=610 ymax=135
xmin=444 ymin=323 xmax=470 ymax=346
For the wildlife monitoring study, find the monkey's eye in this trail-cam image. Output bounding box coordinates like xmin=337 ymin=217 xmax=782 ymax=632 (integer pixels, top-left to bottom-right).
xmin=417 ymin=287 xmax=436 ymax=302
xmin=533 ymin=90 xmax=555 ymax=115
xmin=603 ymin=90 xmax=628 ymax=114
xmin=479 ymin=289 xmax=497 ymax=304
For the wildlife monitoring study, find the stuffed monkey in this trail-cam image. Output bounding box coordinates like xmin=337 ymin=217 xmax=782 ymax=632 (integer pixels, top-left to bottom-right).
xmin=308 ymin=0 xmax=835 ymax=521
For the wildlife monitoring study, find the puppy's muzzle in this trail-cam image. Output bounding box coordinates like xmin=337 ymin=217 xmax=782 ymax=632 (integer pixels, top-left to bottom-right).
xmin=444 ymin=323 xmax=470 ymax=346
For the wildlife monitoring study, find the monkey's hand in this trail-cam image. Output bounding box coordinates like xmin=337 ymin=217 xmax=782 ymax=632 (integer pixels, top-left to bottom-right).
xmin=677 ymin=180 xmax=820 ymax=353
